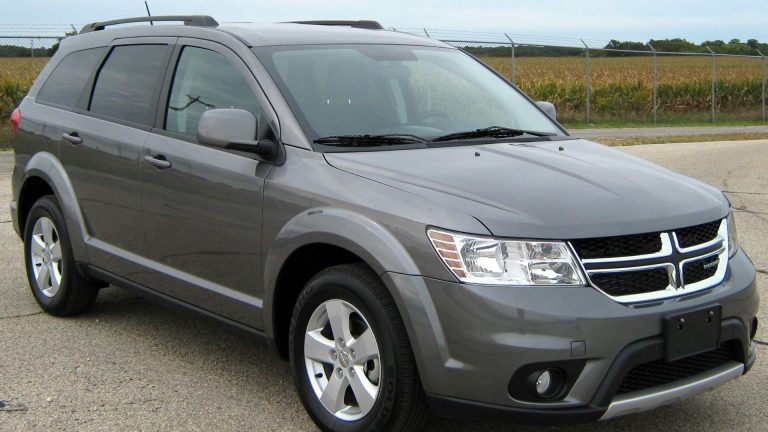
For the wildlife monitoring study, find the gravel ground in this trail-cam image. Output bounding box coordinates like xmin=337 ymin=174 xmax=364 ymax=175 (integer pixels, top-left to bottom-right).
xmin=0 ymin=140 xmax=765 ymax=431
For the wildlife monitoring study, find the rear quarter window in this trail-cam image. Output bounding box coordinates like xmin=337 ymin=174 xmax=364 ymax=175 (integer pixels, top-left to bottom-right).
xmin=89 ymin=44 xmax=170 ymax=126
xmin=36 ymin=47 xmax=106 ymax=108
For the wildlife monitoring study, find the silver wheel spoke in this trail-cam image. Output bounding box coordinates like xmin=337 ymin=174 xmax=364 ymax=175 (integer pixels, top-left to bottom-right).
xmin=325 ymin=300 xmax=352 ymax=343
xmin=50 ymin=242 xmax=62 ymax=261
xmin=319 ymin=372 xmax=349 ymax=414
xmin=30 ymin=235 xmax=46 ymax=258
xmin=348 ymin=369 xmax=377 ymax=413
xmin=350 ymin=328 xmax=378 ymax=362
xmin=305 ymin=330 xmax=335 ymax=363
xmin=36 ymin=263 xmax=50 ymax=289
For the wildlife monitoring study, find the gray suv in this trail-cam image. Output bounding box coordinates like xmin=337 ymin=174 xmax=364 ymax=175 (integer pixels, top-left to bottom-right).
xmin=9 ymin=16 xmax=759 ymax=431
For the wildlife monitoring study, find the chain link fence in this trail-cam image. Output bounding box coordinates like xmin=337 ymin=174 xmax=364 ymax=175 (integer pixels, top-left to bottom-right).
xmin=1 ymin=30 xmax=767 ymax=147
xmin=397 ymin=28 xmax=768 ymax=126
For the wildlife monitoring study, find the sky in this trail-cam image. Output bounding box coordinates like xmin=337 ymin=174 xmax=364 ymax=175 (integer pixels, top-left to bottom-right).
xmin=2 ymin=0 xmax=766 ymax=46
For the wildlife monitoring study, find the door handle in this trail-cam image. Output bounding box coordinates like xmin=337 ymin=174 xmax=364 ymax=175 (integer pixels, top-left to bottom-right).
xmin=144 ymin=154 xmax=172 ymax=169
xmin=62 ymin=132 xmax=82 ymax=145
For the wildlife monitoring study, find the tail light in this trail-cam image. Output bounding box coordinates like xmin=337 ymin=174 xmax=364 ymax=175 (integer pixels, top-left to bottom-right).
xmin=10 ymin=108 xmax=21 ymax=135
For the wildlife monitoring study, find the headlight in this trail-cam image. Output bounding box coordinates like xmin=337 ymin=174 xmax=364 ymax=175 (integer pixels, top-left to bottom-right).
xmin=727 ymin=211 xmax=739 ymax=257
xmin=427 ymin=229 xmax=585 ymax=285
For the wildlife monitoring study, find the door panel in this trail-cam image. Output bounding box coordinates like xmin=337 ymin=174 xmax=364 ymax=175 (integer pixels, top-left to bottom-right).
xmin=139 ymin=136 xmax=269 ymax=326
xmin=139 ymin=41 xmax=277 ymax=327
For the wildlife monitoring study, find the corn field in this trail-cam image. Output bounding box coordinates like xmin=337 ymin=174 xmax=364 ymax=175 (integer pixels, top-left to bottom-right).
xmin=480 ymin=56 xmax=766 ymax=123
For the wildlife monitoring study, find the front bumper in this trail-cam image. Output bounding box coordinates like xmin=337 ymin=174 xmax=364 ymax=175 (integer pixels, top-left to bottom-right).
xmin=383 ymin=248 xmax=759 ymax=422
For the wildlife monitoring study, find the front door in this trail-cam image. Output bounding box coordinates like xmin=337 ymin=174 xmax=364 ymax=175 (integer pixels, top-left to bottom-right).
xmin=139 ymin=40 xmax=277 ymax=327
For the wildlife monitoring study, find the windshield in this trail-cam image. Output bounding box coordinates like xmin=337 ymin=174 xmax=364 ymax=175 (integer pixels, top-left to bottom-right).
xmin=253 ymin=44 xmax=563 ymax=149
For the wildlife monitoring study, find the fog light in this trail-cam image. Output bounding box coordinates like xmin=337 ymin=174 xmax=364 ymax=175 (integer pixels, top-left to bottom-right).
xmin=535 ymin=370 xmax=553 ymax=395
xmin=530 ymin=368 xmax=563 ymax=399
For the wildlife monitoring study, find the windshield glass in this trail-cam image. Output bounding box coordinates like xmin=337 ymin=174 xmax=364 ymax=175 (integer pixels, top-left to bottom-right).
xmin=253 ymin=44 xmax=563 ymax=148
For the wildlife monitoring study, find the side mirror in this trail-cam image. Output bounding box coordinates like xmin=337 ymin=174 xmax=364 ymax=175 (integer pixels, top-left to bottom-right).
xmin=536 ymin=101 xmax=557 ymax=121
xmin=197 ymin=108 xmax=277 ymax=160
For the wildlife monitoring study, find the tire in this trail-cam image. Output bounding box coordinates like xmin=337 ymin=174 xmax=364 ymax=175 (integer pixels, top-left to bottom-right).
xmin=289 ymin=263 xmax=426 ymax=432
xmin=23 ymin=195 xmax=98 ymax=316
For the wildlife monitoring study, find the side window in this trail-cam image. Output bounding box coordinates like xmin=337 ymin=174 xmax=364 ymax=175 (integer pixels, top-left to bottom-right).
xmin=90 ymin=44 xmax=169 ymax=126
xmin=166 ymin=46 xmax=266 ymax=139
xmin=37 ymin=47 xmax=106 ymax=108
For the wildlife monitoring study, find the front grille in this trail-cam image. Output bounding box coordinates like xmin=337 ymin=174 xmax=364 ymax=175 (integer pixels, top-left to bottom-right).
xmin=683 ymin=255 xmax=720 ymax=285
xmin=590 ymin=269 xmax=669 ymax=297
xmin=617 ymin=344 xmax=735 ymax=394
xmin=571 ymin=218 xmax=726 ymax=302
xmin=676 ymin=220 xmax=721 ymax=248
xmin=570 ymin=232 xmax=662 ymax=259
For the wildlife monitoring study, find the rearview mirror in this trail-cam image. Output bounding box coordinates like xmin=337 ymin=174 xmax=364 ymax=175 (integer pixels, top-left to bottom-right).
xmin=197 ymin=108 xmax=277 ymax=161
xmin=536 ymin=101 xmax=557 ymax=121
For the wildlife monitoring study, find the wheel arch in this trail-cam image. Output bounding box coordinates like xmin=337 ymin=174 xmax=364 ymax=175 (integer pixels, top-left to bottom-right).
xmin=18 ymin=152 xmax=90 ymax=263
xmin=263 ymin=207 xmax=421 ymax=359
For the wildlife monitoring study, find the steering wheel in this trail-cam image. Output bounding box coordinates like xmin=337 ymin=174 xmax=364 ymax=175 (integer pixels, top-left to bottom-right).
xmin=413 ymin=109 xmax=450 ymax=125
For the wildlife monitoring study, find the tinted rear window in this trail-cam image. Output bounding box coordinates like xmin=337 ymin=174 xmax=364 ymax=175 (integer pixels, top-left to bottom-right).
xmin=37 ymin=47 xmax=106 ymax=108
xmin=90 ymin=44 xmax=170 ymax=126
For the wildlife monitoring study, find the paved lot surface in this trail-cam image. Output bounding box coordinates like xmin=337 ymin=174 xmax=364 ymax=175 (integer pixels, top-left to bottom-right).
xmin=575 ymin=125 xmax=768 ymax=140
xmin=0 ymin=151 xmax=12 ymax=176
xmin=0 ymin=141 xmax=766 ymax=431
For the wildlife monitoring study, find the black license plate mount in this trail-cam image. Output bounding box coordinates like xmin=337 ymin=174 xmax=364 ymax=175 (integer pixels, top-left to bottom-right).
xmin=664 ymin=305 xmax=721 ymax=362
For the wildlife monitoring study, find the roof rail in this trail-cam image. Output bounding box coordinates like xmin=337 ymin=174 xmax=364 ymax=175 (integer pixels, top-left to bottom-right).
xmin=80 ymin=15 xmax=219 ymax=34
xmin=288 ymin=20 xmax=383 ymax=30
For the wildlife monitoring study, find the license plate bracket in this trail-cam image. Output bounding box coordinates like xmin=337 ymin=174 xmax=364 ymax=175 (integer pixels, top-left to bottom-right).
xmin=664 ymin=305 xmax=721 ymax=362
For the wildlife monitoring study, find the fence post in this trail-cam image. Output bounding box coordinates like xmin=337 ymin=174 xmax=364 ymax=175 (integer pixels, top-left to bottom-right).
xmin=706 ymin=46 xmax=716 ymax=123
xmin=648 ymin=44 xmax=657 ymax=123
xmin=30 ymin=38 xmax=34 ymax=58
xmin=581 ymin=39 xmax=591 ymax=124
xmin=758 ymin=49 xmax=766 ymax=123
xmin=504 ymin=33 xmax=516 ymax=85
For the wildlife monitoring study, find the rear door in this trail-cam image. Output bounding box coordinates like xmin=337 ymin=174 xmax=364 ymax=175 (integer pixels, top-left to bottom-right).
xmin=54 ymin=38 xmax=174 ymax=275
xmin=138 ymin=39 xmax=278 ymax=327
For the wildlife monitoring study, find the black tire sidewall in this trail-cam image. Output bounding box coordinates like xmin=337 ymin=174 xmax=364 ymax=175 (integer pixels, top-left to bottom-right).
xmin=23 ymin=196 xmax=74 ymax=312
xmin=290 ymin=270 xmax=401 ymax=432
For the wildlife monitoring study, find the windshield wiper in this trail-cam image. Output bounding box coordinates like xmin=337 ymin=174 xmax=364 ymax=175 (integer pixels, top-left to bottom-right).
xmin=314 ymin=134 xmax=427 ymax=147
xmin=431 ymin=126 xmax=555 ymax=143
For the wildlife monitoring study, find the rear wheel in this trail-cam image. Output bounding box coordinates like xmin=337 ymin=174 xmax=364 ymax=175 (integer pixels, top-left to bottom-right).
xmin=24 ymin=195 xmax=98 ymax=316
xmin=289 ymin=264 xmax=426 ymax=432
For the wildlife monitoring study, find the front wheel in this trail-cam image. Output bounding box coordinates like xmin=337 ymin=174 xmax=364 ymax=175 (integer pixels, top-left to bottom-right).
xmin=289 ymin=264 xmax=426 ymax=432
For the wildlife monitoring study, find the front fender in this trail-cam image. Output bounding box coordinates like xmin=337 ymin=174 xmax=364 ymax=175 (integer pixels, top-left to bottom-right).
xmin=21 ymin=151 xmax=90 ymax=263
xmin=262 ymin=207 xmax=421 ymax=339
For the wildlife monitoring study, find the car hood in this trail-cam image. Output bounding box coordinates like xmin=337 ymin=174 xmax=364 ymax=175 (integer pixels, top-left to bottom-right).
xmin=323 ymin=139 xmax=729 ymax=239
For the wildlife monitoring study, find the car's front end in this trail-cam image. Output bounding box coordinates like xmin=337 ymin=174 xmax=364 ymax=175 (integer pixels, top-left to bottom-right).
xmin=251 ymin=33 xmax=759 ymax=424
xmin=384 ymin=215 xmax=757 ymax=421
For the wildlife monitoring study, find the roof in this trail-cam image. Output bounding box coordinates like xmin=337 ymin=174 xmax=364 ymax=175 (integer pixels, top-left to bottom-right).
xmin=65 ymin=20 xmax=451 ymax=50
